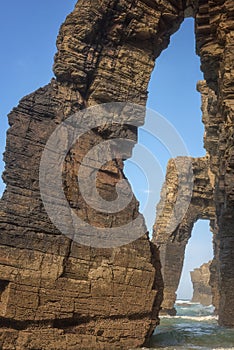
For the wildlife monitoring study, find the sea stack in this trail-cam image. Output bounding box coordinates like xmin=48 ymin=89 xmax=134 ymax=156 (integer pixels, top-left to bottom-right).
xmin=190 ymin=262 xmax=213 ymax=306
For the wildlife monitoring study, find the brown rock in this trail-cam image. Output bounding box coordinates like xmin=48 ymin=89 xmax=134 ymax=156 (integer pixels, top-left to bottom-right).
xmin=196 ymin=1 xmax=234 ymax=325
xmin=0 ymin=0 xmax=234 ymax=349
xmin=152 ymin=156 xmax=215 ymax=314
xmin=190 ymin=261 xmax=213 ymax=306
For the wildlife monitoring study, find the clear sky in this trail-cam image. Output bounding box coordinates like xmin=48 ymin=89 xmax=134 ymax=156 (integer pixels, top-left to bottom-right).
xmin=0 ymin=2 xmax=213 ymax=300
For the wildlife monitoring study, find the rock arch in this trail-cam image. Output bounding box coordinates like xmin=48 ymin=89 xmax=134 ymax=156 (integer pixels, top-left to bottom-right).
xmin=0 ymin=0 xmax=233 ymax=349
xmin=152 ymin=155 xmax=216 ymax=314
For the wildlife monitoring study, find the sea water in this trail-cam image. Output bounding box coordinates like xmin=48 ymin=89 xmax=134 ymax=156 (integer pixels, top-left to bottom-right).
xmin=144 ymin=300 xmax=234 ymax=349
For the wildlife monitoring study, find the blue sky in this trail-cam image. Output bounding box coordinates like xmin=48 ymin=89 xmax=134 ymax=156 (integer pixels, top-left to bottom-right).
xmin=0 ymin=2 xmax=213 ymax=300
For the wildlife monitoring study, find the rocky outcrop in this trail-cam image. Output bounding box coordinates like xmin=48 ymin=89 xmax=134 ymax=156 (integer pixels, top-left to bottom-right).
xmin=152 ymin=156 xmax=215 ymax=314
xmin=195 ymin=1 xmax=234 ymax=327
xmin=153 ymin=0 xmax=234 ymax=323
xmin=197 ymin=81 xmax=220 ymax=314
xmin=191 ymin=261 xmax=213 ymax=306
xmin=0 ymin=0 xmax=233 ymax=348
xmin=0 ymin=80 xmax=164 ymax=349
xmin=0 ymin=1 xmax=187 ymax=349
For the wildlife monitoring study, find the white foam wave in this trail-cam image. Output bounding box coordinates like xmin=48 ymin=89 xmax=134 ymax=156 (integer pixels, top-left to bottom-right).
xmin=213 ymin=348 xmax=234 ymax=350
xmin=160 ymin=315 xmax=218 ymax=322
xmin=176 ymin=300 xmax=199 ymax=305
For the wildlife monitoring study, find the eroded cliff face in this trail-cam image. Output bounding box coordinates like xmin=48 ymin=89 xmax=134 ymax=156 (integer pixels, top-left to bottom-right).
xmin=191 ymin=261 xmax=213 ymax=306
xmin=152 ymin=156 xmax=215 ymax=314
xmin=195 ymin=1 xmax=234 ymax=326
xmin=0 ymin=1 xmax=187 ymax=349
xmin=0 ymin=0 xmax=233 ymax=348
xmin=153 ymin=0 xmax=234 ymax=322
xmin=0 ymin=81 xmax=164 ymax=349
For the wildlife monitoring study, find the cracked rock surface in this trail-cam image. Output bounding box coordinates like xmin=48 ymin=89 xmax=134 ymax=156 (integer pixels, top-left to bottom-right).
xmin=191 ymin=261 xmax=213 ymax=306
xmin=0 ymin=0 xmax=233 ymax=349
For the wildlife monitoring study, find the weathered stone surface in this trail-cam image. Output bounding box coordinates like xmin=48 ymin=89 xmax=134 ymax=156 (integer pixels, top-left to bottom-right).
xmin=190 ymin=261 xmax=213 ymax=306
xmin=196 ymin=1 xmax=234 ymax=326
xmin=197 ymin=81 xmax=220 ymax=314
xmin=152 ymin=156 xmax=215 ymax=314
xmin=0 ymin=79 xmax=163 ymax=348
xmin=0 ymin=0 xmax=233 ymax=348
xmin=153 ymin=70 xmax=233 ymax=321
xmin=152 ymin=0 xmax=234 ymax=321
xmin=153 ymin=4 xmax=234 ymax=319
xmin=0 ymin=0 xmax=186 ymax=348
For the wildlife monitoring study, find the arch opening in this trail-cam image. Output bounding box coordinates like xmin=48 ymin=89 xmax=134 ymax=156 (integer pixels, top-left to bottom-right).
xmin=125 ymin=18 xmax=219 ymax=319
xmin=177 ymin=219 xmax=214 ymax=303
xmin=125 ymin=18 xmax=204 ymax=237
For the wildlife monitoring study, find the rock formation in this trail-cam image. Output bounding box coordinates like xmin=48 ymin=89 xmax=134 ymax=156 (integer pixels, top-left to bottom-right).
xmin=153 ymin=68 xmax=233 ymax=322
xmin=153 ymin=155 xmax=215 ymax=314
xmin=0 ymin=0 xmax=233 ymax=349
xmin=153 ymin=0 xmax=234 ymax=322
xmin=0 ymin=82 xmax=163 ymax=349
xmin=190 ymin=261 xmax=213 ymax=306
xmin=195 ymin=1 xmax=234 ymax=326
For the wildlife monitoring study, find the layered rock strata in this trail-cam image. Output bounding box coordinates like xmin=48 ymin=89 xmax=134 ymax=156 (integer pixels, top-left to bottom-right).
xmin=197 ymin=81 xmax=221 ymax=314
xmin=154 ymin=1 xmax=234 ymax=323
xmin=191 ymin=261 xmax=213 ymax=306
xmin=152 ymin=156 xmax=215 ymax=314
xmin=153 ymin=1 xmax=234 ymax=321
xmin=0 ymin=82 xmax=163 ymax=349
xmin=195 ymin=1 xmax=234 ymax=327
xmin=0 ymin=0 xmax=187 ymax=348
xmin=0 ymin=0 xmax=233 ymax=349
